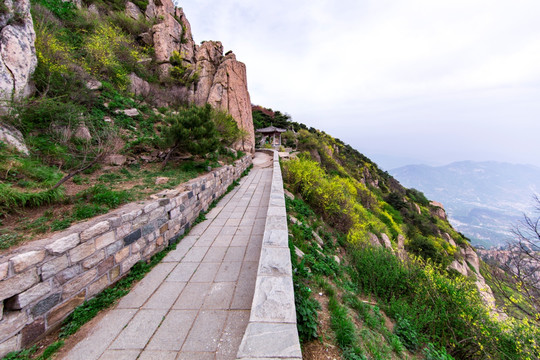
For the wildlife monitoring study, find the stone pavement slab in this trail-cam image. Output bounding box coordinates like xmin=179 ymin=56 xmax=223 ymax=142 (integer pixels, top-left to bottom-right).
xmin=61 ymin=153 xmax=273 ymax=360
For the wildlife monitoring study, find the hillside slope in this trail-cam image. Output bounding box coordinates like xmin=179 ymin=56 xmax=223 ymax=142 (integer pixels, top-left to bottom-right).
xmin=252 ymin=106 xmax=540 ymax=360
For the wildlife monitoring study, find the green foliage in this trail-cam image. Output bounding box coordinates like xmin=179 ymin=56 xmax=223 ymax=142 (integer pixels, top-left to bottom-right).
xmin=0 ymin=184 xmax=64 ymax=214
xmin=161 ymin=104 xmax=221 ymax=157
xmin=211 ymin=109 xmax=241 ymax=146
xmin=407 ymin=188 xmax=430 ymax=206
xmin=32 ymin=0 xmax=76 ymax=20
xmin=394 ymin=316 xmax=419 ymax=350
xmin=294 ymin=280 xmax=320 ymax=342
xmin=0 ymin=231 xmax=25 ymax=250
xmin=424 ymin=343 xmax=455 ymax=360
xmin=78 ymin=184 xmax=131 ymax=209
xmin=169 ymin=51 xmax=199 ymax=86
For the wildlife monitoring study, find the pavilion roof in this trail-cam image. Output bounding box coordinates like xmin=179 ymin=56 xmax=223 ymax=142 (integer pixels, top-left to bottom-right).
xmin=256 ymin=126 xmax=287 ymax=133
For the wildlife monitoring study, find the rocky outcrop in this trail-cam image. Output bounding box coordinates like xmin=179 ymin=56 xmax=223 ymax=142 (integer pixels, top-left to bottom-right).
xmin=429 ymin=201 xmax=447 ymax=220
xmin=191 ymin=42 xmax=255 ymax=152
xmin=0 ymin=0 xmax=37 ymax=104
xmin=137 ymin=1 xmax=255 ymax=152
xmin=0 ymin=123 xmax=29 ymax=154
xmin=145 ymin=0 xmax=195 ymax=79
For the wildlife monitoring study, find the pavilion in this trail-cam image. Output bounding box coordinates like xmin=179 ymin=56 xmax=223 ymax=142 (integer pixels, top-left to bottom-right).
xmin=256 ymin=126 xmax=287 ymax=147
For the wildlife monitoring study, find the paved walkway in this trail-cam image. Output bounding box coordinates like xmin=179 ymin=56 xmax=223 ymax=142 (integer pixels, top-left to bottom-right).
xmin=62 ymin=153 xmax=273 ymax=360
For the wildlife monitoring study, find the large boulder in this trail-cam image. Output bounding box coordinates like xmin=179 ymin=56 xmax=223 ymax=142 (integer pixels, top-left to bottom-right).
xmin=0 ymin=0 xmax=37 ymax=104
xmin=0 ymin=123 xmax=28 ymax=154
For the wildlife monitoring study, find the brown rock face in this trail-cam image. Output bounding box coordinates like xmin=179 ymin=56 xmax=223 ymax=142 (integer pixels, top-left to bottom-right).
xmin=0 ymin=0 xmax=37 ymax=103
xmin=141 ymin=0 xmax=255 ymax=151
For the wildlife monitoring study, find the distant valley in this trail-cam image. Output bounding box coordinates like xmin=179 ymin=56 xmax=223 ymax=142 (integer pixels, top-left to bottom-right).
xmin=390 ymin=161 xmax=540 ymax=248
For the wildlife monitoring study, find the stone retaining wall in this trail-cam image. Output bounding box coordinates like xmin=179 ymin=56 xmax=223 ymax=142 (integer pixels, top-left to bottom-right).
xmin=0 ymin=156 xmax=252 ymax=357
xmin=236 ymin=151 xmax=301 ymax=359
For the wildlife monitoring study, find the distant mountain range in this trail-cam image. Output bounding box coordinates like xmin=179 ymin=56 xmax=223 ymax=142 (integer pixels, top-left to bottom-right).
xmin=390 ymin=161 xmax=540 ymax=248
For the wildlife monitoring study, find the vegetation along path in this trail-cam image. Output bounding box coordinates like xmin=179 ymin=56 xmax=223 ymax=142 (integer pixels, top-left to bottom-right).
xmin=59 ymin=152 xmax=272 ymax=360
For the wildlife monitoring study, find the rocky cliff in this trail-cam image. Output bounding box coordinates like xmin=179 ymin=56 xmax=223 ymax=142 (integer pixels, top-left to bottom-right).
xmin=145 ymin=0 xmax=255 ymax=151
xmin=0 ymin=0 xmax=255 ymax=152
xmin=0 ymin=0 xmax=37 ymax=103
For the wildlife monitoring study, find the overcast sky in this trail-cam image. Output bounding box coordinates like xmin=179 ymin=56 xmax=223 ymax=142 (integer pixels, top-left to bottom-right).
xmin=178 ymin=0 xmax=540 ymax=169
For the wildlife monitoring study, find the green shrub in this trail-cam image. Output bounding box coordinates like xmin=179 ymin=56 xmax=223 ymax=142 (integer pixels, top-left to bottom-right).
xmin=394 ymin=316 xmax=419 ymax=350
xmin=424 ymin=343 xmax=455 ymax=360
xmin=160 ymin=104 xmax=220 ymax=163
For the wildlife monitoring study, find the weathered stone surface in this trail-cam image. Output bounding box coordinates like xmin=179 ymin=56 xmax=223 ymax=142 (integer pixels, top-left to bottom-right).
xmin=81 ymin=221 xmax=110 ymax=241
xmin=430 ymin=201 xmax=447 ymax=220
xmin=462 ymin=245 xmax=480 ymax=274
xmin=0 ymin=123 xmax=28 ymax=154
xmin=10 ymin=250 xmax=46 ymax=273
xmin=62 ymin=269 xmax=97 ymax=299
xmin=250 ymin=276 xmax=296 ymax=323
xmin=6 ymin=281 xmax=52 ymax=310
xmin=0 ymin=0 xmax=37 ymax=102
xmin=0 ymin=334 xmax=18 ymax=358
xmin=69 ymin=241 xmax=96 ymax=263
xmin=46 ymin=233 xmax=80 ymax=255
xmin=192 ymin=42 xmax=255 ymax=152
xmin=237 ymin=323 xmax=302 ymax=359
xmin=115 ymin=108 xmax=139 ymax=117
xmin=125 ymin=1 xmax=142 ymax=19
xmin=121 ymin=253 xmax=141 ymax=274
xmin=128 ymin=72 xmax=151 ymax=98
xmin=85 ymin=79 xmax=102 ymax=90
xmin=124 ymin=229 xmax=141 ymax=246
xmin=0 ymin=268 xmax=39 ymax=301
xmin=82 ymin=250 xmax=105 ymax=270
xmin=31 ymin=293 xmax=61 ymax=316
xmin=294 ymin=246 xmax=304 ymax=259
xmin=368 ymin=232 xmax=381 ymax=248
xmin=73 ymin=125 xmax=91 ymax=141
xmin=40 ymin=255 xmax=68 ymax=280
xmin=88 ymin=274 xmax=109 ymax=297
xmin=258 ymin=247 xmax=292 ymax=276
xmin=155 ymin=177 xmax=169 ymax=185
xmin=21 ymin=317 xmax=44 ymax=347
xmin=443 ymin=232 xmax=457 ymax=247
xmin=95 ymin=231 xmax=116 ymax=250
xmin=0 ymin=262 xmax=8 ymax=280
xmin=55 ymin=265 xmax=81 ymax=285
xmin=105 ymin=154 xmax=127 ymax=166
xmin=380 ymin=233 xmax=392 ymax=249
xmin=47 ymin=292 xmax=85 ymax=325
xmin=0 ymin=311 xmax=27 ymax=342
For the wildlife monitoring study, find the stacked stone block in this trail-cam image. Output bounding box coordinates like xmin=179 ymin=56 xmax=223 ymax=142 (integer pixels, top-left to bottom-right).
xmin=236 ymin=151 xmax=301 ymax=359
xmin=0 ymin=156 xmax=251 ymax=356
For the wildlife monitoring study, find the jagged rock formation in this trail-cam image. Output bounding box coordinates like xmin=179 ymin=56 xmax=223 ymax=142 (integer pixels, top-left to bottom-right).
xmin=138 ymin=0 xmax=255 ymax=151
xmin=0 ymin=0 xmax=36 ymax=103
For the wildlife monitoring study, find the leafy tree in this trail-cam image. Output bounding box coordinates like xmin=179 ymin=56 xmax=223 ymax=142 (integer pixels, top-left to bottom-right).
xmin=160 ymin=104 xmax=220 ymax=167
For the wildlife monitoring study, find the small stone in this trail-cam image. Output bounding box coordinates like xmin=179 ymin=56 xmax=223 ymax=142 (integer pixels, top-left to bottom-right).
xmin=31 ymin=293 xmax=61 ymax=316
xmin=85 ymin=79 xmax=102 ymax=90
xmin=312 ymin=231 xmax=324 ymax=246
xmin=0 ymin=269 xmax=39 ymax=302
xmin=81 ymin=221 xmax=110 ymax=242
xmin=41 ymin=255 xmax=69 ymax=280
xmin=124 ymin=228 xmax=141 ymax=246
xmin=87 ymin=274 xmax=109 ymax=297
xmin=125 ymin=1 xmax=143 ymax=19
xmin=69 ymin=241 xmax=96 ymax=263
xmin=62 ymin=269 xmax=97 ymax=299
xmin=82 ymin=250 xmax=105 ymax=270
xmin=21 ymin=318 xmax=45 ymax=347
xmin=155 ymin=177 xmax=169 ymax=185
xmin=115 ymin=108 xmax=139 ymax=117
xmin=46 ymin=234 xmax=80 ymax=255
xmin=55 ymin=265 xmax=81 ymax=285
xmin=10 ymin=250 xmax=46 ymax=273
xmin=47 ymin=293 xmax=85 ymax=326
xmin=0 ymin=311 xmax=28 ymax=342
xmin=6 ymin=281 xmax=52 ymax=310
xmin=105 ymin=154 xmax=127 ymax=166
xmin=74 ymin=125 xmax=92 ymax=141
xmin=95 ymin=231 xmax=116 ymax=250
xmin=114 ymin=247 xmax=130 ymax=263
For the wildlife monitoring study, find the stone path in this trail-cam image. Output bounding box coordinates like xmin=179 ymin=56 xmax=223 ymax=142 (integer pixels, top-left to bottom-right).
xmin=62 ymin=153 xmax=272 ymax=360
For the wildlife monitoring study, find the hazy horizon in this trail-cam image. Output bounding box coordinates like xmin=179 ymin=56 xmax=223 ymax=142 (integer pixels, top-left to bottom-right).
xmin=179 ymin=0 xmax=540 ymax=168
